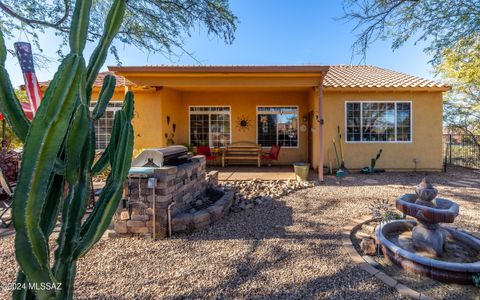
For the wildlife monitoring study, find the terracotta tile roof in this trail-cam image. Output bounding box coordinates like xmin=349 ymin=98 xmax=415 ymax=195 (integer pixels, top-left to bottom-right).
xmin=38 ymin=66 xmax=448 ymax=91
xmin=324 ymin=65 xmax=448 ymax=89
xmin=38 ymin=71 xmax=133 ymax=87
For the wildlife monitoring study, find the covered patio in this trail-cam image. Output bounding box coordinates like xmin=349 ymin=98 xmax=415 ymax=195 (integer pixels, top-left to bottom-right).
xmin=109 ymin=66 xmax=328 ymax=180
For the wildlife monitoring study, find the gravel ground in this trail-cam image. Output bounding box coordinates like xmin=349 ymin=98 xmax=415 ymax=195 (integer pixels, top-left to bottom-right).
xmin=0 ymin=167 xmax=478 ymax=299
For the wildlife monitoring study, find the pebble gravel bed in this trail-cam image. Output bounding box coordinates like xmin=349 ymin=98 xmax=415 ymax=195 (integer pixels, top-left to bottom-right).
xmin=0 ymin=167 xmax=477 ymax=299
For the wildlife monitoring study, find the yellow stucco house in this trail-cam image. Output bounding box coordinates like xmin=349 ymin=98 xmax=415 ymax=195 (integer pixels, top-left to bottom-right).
xmin=78 ymin=65 xmax=448 ymax=180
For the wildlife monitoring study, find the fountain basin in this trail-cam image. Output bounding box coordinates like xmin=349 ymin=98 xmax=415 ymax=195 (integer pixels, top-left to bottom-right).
xmin=396 ymin=194 xmax=459 ymax=223
xmin=377 ymin=220 xmax=480 ymax=284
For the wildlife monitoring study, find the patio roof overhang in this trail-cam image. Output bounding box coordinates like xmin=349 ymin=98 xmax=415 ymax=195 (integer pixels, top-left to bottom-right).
xmin=108 ymin=65 xmax=329 ymax=90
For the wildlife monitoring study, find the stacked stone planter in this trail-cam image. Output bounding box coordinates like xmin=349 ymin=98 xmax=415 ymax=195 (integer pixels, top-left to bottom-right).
xmin=170 ymin=187 xmax=234 ymax=233
xmin=112 ymin=155 xmax=234 ymax=239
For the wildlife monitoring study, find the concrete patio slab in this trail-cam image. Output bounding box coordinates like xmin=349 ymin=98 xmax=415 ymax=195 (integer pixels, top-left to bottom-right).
xmin=207 ymin=165 xmax=317 ymax=181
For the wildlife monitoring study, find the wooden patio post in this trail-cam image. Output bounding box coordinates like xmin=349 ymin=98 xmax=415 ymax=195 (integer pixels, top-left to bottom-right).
xmin=317 ymin=82 xmax=324 ymax=182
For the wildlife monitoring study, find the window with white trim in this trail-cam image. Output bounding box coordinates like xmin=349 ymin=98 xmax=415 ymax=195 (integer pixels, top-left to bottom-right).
xmin=189 ymin=106 xmax=231 ymax=147
xmin=346 ymin=101 xmax=412 ymax=142
xmin=257 ymin=106 xmax=298 ymax=147
xmin=89 ymin=101 xmax=123 ymax=149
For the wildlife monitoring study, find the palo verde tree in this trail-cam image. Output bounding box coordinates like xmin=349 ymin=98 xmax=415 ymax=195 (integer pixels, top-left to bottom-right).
xmin=0 ymin=0 xmax=237 ymax=62
xmin=436 ymin=38 xmax=480 ymax=144
xmin=0 ymin=1 xmax=133 ymax=299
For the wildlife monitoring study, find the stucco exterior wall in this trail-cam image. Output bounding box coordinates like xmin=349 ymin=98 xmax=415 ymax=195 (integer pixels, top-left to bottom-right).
xmin=129 ymin=89 xmax=163 ymax=150
xmin=167 ymin=89 xmax=310 ymax=164
xmin=92 ymin=86 xmax=444 ymax=171
xmin=322 ymin=90 xmax=444 ymax=171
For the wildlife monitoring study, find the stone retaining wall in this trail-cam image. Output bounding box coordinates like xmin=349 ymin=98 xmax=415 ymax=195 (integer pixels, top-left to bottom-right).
xmin=112 ymin=155 xmax=232 ymax=239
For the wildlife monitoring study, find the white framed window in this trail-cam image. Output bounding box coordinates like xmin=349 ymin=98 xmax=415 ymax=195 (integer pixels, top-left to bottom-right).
xmin=89 ymin=101 xmax=123 ymax=149
xmin=256 ymin=106 xmax=299 ymax=148
xmin=345 ymin=101 xmax=412 ymax=143
xmin=189 ymin=106 xmax=231 ymax=147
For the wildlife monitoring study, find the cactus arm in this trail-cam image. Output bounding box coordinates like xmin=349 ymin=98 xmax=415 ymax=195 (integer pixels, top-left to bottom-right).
xmin=0 ymin=29 xmax=6 ymax=64
xmin=53 ymin=186 xmax=87 ymax=300
xmin=0 ymin=30 xmax=30 ymax=142
xmin=86 ymin=0 xmax=126 ymax=98
xmin=92 ymin=91 xmax=133 ymax=174
xmin=66 ymin=104 xmax=89 ymax=184
xmin=74 ymin=177 xmax=120 ymax=250
xmin=123 ymin=91 xmax=134 ymax=121
xmin=63 ymin=263 xmax=77 ymax=300
xmin=107 ymin=93 xmax=133 ymax=162
xmin=53 ymin=124 xmax=94 ymax=300
xmin=92 ymin=74 xmax=116 ymax=120
xmin=13 ymin=172 xmax=65 ymax=300
xmin=108 ymin=110 xmax=126 ymax=162
xmin=69 ymin=0 xmax=92 ymax=54
xmin=12 ymin=54 xmax=85 ymax=299
xmin=74 ymin=121 xmax=133 ymax=258
xmin=91 ymin=96 xmax=129 ymax=175
xmin=40 ymin=174 xmax=65 ymax=237
xmin=91 ymin=149 xmax=110 ymax=175
xmin=0 ymin=68 xmax=30 ymax=142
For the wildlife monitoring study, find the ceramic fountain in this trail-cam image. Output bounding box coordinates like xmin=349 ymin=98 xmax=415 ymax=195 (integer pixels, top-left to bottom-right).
xmin=377 ymin=177 xmax=480 ymax=284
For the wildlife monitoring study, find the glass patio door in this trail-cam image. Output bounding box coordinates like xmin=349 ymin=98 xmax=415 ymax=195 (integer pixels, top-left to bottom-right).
xmin=189 ymin=106 xmax=231 ymax=147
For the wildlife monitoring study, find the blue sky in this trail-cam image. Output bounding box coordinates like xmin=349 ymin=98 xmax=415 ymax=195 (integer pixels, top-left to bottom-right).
xmin=5 ymin=0 xmax=435 ymax=88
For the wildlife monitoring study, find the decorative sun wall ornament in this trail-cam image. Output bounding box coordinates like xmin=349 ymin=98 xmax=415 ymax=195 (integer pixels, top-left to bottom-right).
xmin=236 ymin=115 xmax=251 ymax=131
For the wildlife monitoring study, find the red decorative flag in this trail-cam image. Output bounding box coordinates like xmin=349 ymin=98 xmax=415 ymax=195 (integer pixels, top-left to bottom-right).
xmin=14 ymin=42 xmax=42 ymax=116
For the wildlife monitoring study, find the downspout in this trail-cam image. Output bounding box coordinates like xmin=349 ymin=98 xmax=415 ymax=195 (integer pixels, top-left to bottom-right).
xmin=318 ymin=77 xmax=325 ymax=182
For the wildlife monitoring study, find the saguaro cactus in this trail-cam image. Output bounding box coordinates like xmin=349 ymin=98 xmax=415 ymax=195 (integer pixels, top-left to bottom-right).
xmin=0 ymin=1 xmax=132 ymax=299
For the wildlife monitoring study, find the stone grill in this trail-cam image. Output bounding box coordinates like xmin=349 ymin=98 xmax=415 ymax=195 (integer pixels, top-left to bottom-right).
xmin=112 ymin=155 xmax=234 ymax=239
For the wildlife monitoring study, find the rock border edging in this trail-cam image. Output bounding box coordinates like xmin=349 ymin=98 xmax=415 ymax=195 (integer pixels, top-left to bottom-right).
xmin=341 ymin=216 xmax=435 ymax=300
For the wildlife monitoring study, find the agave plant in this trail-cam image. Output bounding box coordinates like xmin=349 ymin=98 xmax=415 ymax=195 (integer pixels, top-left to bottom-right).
xmin=368 ymin=199 xmax=402 ymax=223
xmin=0 ymin=1 xmax=132 ymax=299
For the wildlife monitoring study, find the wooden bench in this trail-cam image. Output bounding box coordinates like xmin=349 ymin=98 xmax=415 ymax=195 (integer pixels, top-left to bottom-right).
xmin=222 ymin=142 xmax=262 ymax=167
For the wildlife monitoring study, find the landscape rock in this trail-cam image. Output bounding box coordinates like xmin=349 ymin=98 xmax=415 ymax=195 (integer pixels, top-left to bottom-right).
xmin=220 ymin=179 xmax=315 ymax=212
xmin=360 ymin=236 xmax=377 ymax=256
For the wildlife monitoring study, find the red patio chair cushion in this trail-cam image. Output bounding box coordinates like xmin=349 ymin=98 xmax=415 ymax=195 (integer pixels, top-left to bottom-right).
xmin=196 ymin=146 xmax=217 ymax=161
xmin=261 ymin=145 xmax=281 ymax=161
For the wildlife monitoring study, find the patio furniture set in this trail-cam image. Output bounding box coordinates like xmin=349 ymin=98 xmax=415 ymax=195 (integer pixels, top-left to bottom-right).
xmin=196 ymin=142 xmax=281 ymax=167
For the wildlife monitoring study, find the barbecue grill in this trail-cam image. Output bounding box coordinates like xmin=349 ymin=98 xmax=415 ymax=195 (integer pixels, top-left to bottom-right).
xmin=131 ymin=145 xmax=189 ymax=168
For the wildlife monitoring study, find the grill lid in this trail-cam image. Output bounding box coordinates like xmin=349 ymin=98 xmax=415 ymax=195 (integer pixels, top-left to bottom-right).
xmin=131 ymin=145 xmax=188 ymax=168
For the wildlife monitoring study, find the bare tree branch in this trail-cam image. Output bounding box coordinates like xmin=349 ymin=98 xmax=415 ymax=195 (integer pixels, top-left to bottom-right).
xmin=0 ymin=0 xmax=70 ymax=29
